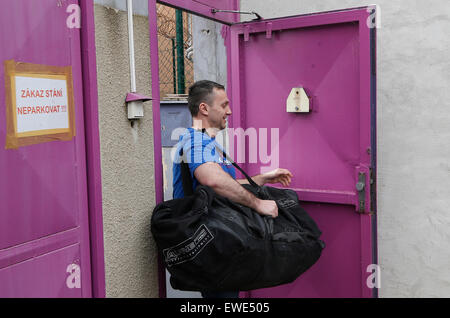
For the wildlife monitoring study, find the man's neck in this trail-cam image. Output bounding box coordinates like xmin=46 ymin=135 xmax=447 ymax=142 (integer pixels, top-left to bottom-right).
xmin=192 ymin=119 xmax=219 ymax=138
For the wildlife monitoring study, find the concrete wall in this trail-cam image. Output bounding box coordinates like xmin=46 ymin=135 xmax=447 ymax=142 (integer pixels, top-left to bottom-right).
xmin=241 ymin=0 xmax=450 ymax=297
xmin=93 ymin=1 xmax=228 ymax=298
xmin=94 ymin=4 xmax=158 ymax=297
xmin=94 ymin=0 xmax=148 ymax=16
xmin=192 ymin=16 xmax=227 ymax=85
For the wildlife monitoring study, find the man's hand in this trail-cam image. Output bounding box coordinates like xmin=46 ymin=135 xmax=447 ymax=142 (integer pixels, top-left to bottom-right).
xmin=254 ymin=199 xmax=278 ymax=218
xmin=262 ymin=168 xmax=293 ymax=187
xmin=195 ymin=162 xmax=279 ymax=218
xmin=238 ymin=168 xmax=293 ymax=187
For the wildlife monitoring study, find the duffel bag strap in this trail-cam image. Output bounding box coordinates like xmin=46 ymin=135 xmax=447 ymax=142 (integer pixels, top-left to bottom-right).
xmin=179 ymin=148 xmax=194 ymax=196
xmin=199 ymin=128 xmax=260 ymax=191
xmin=179 ymin=128 xmax=262 ymax=197
xmin=214 ymin=145 xmax=262 ymax=192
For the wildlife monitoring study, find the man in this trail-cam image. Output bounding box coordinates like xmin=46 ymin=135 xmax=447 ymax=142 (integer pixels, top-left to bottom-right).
xmin=172 ymin=80 xmax=293 ymax=298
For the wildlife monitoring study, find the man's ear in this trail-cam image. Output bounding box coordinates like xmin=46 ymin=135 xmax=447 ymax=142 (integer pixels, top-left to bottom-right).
xmin=198 ymin=102 xmax=209 ymax=116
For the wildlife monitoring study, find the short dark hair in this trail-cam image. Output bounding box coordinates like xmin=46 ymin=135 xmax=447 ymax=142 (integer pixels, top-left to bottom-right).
xmin=188 ymin=80 xmax=225 ymax=117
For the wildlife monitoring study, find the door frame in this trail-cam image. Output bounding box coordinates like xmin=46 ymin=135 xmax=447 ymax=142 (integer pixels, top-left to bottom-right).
xmin=148 ymin=0 xmax=240 ymax=298
xmin=148 ymin=1 xmax=377 ymax=298
xmin=79 ymin=0 xmax=106 ymax=298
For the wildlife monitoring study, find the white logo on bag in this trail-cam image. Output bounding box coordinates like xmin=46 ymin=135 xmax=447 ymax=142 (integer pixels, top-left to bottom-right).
xmin=163 ymin=224 xmax=214 ymax=266
xmin=277 ymin=198 xmax=297 ymax=209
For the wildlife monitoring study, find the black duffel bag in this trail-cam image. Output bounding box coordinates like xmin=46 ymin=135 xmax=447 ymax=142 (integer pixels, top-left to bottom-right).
xmin=151 ymin=151 xmax=325 ymax=292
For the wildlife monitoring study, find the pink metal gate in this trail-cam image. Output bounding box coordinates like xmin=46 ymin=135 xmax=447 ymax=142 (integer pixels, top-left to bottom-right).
xmin=0 ymin=0 xmax=104 ymax=297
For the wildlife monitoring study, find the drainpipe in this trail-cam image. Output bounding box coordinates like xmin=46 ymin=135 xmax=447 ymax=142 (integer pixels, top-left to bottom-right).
xmin=127 ymin=0 xmax=137 ymax=94
xmin=125 ymin=0 xmax=152 ymax=120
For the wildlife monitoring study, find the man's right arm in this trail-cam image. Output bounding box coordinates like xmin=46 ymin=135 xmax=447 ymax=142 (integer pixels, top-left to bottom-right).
xmin=194 ymin=162 xmax=278 ymax=218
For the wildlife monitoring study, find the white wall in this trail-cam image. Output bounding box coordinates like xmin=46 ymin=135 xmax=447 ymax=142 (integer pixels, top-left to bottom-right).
xmin=240 ymin=0 xmax=450 ymax=297
xmin=192 ymin=16 xmax=228 ymax=86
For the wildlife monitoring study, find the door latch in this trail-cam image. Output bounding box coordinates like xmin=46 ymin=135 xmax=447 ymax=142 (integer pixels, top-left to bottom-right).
xmin=355 ymin=165 xmax=371 ymax=214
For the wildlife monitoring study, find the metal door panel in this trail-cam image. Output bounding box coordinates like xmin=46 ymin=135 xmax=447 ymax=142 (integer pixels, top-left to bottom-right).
xmin=0 ymin=243 xmax=82 ymax=298
xmin=0 ymin=0 xmax=92 ymax=297
xmin=228 ymin=8 xmax=377 ymax=298
xmin=248 ymin=204 xmax=362 ymax=298
xmin=158 ymin=0 xmax=239 ymax=24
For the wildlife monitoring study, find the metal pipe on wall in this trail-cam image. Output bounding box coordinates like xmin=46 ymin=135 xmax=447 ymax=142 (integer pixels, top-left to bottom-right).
xmin=127 ymin=0 xmax=137 ymax=93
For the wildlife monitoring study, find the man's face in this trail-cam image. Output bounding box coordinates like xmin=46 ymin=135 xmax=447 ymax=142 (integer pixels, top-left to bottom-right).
xmin=206 ymin=88 xmax=232 ymax=130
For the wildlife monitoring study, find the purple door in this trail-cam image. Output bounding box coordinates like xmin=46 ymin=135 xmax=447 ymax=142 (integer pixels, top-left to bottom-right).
xmin=227 ymin=8 xmax=377 ymax=298
xmin=0 ymin=0 xmax=92 ymax=297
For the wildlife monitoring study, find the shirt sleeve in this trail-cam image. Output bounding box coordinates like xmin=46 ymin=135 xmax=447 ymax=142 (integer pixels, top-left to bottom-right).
xmin=181 ymin=131 xmax=220 ymax=179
